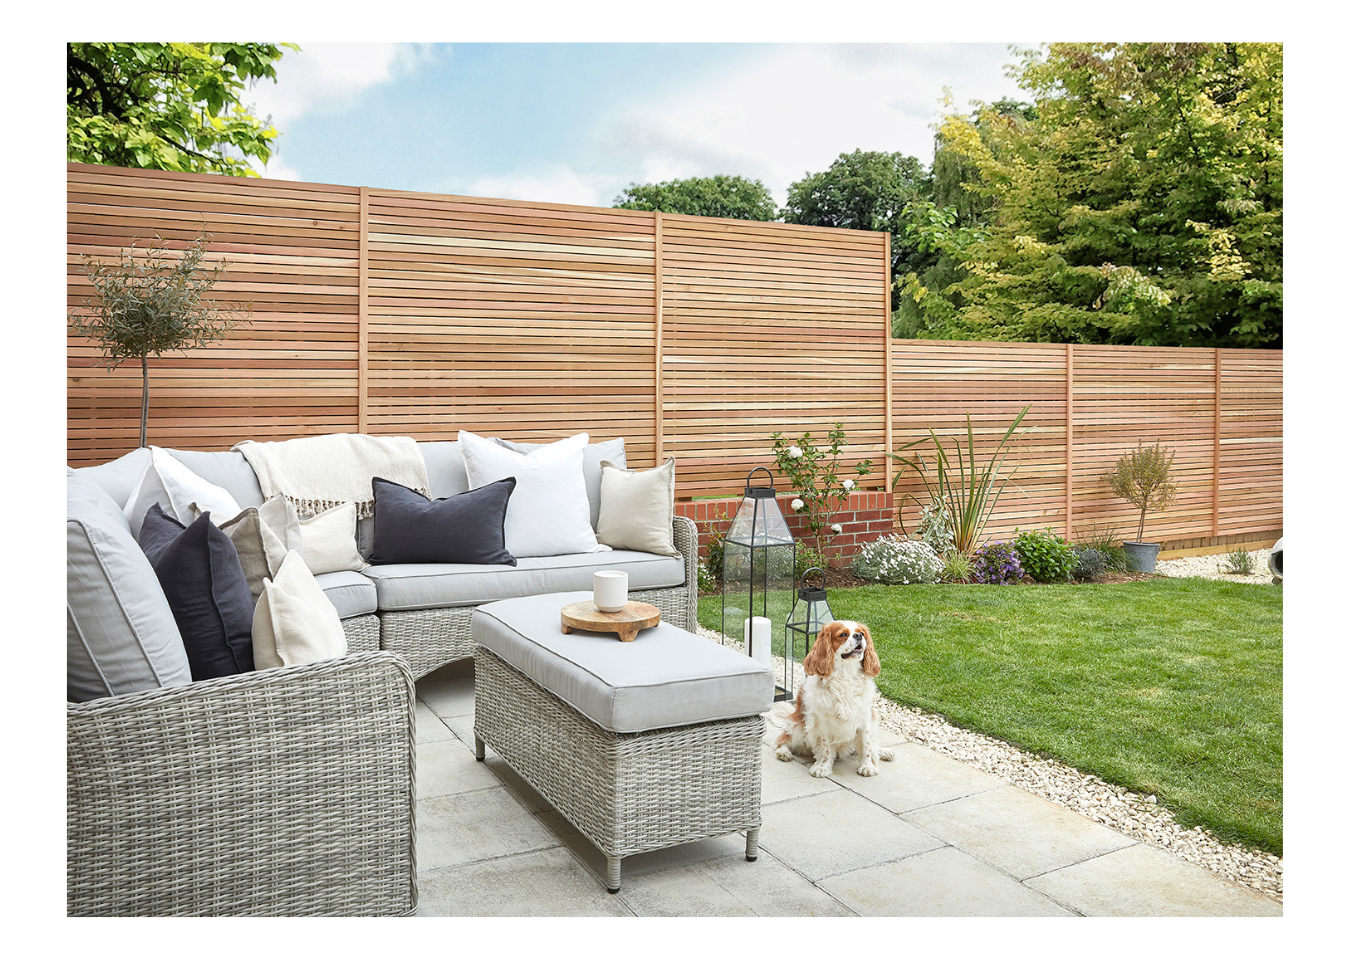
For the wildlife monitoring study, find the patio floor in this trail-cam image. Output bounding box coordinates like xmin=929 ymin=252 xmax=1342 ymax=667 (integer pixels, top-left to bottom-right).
xmin=412 ymin=660 xmax=1281 ymax=918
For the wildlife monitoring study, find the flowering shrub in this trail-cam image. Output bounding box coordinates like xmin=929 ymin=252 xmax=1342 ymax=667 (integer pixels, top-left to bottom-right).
xmin=850 ymin=535 xmax=943 ymax=585
xmin=1013 ymin=528 xmax=1076 ymax=583
xmin=970 ymin=542 xmax=1024 ymax=584
xmin=772 ymin=423 xmax=872 ymax=554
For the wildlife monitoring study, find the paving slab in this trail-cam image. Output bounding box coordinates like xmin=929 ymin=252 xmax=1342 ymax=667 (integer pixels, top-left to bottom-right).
xmin=416 ymin=737 xmax=502 ymax=800
xmin=616 ymin=849 xmax=855 ymax=917
xmin=416 ymin=787 xmax=559 ymax=872
xmin=819 ymin=845 xmax=1075 ymax=916
xmin=825 ymin=741 xmax=1005 ymax=813
xmin=414 ymin=700 xmax=456 ymax=744
xmin=1026 ymin=841 xmax=1283 ymax=917
xmin=758 ymin=745 xmax=845 ymax=805
xmin=416 ymin=669 xmax=476 ymax=719
xmin=902 ymin=783 xmax=1134 ymax=880
xmin=758 ymin=788 xmax=944 ymax=882
xmin=417 ymin=848 xmax=634 ymax=917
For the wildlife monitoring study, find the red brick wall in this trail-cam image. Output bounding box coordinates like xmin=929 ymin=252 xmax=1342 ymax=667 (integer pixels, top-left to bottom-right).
xmin=675 ymin=491 xmax=896 ymax=566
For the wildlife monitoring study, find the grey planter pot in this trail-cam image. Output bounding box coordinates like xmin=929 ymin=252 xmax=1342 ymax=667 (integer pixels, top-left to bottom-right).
xmin=1122 ymin=541 xmax=1161 ymax=573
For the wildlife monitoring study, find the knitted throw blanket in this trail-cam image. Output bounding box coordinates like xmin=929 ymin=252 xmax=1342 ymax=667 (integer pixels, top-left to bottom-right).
xmin=233 ymin=434 xmax=430 ymax=519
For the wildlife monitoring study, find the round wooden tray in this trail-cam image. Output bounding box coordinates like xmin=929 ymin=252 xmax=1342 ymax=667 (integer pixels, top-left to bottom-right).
xmin=560 ymin=600 xmax=661 ymax=642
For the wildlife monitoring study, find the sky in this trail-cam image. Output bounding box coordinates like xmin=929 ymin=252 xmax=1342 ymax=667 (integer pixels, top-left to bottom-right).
xmin=238 ymin=42 xmax=1029 ymax=209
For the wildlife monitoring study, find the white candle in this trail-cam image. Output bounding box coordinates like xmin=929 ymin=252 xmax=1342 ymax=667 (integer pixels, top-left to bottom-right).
xmin=746 ymin=616 xmax=772 ymax=667
xmin=593 ymin=570 xmax=628 ymax=612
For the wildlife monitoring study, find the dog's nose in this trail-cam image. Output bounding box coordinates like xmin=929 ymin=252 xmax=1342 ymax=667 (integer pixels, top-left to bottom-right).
xmin=852 ymin=632 xmax=865 ymax=643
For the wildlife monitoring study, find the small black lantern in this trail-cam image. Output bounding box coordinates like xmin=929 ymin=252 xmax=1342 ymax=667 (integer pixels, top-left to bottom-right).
xmin=785 ymin=567 xmax=835 ymax=674
xmin=720 ymin=467 xmax=796 ymax=701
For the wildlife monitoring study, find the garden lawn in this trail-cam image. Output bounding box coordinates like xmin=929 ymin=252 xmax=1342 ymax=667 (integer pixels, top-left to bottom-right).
xmin=698 ymin=577 xmax=1282 ymax=854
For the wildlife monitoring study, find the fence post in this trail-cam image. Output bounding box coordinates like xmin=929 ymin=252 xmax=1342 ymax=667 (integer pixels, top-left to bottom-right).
xmin=1065 ymin=343 xmax=1074 ymax=539
xmin=358 ymin=186 xmax=369 ymax=435
xmin=653 ymin=211 xmax=664 ymax=469
xmin=1213 ymin=348 xmax=1222 ymax=537
xmin=883 ymin=232 xmax=893 ymax=492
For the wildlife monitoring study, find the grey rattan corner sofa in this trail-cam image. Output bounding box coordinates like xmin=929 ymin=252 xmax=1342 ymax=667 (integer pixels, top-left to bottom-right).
xmin=67 ymin=435 xmax=699 ymax=917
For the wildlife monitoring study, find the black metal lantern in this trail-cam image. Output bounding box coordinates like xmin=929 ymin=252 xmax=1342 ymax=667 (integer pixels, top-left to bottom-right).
xmin=720 ymin=467 xmax=796 ymax=701
xmin=785 ymin=567 xmax=835 ymax=675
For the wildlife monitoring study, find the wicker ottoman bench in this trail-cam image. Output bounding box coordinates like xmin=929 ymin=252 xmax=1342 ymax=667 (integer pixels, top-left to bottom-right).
xmin=471 ymin=591 xmax=774 ymax=893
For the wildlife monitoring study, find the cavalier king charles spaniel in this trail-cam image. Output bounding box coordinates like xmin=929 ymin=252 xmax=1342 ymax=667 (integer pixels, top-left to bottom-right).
xmin=775 ymin=620 xmax=895 ymax=777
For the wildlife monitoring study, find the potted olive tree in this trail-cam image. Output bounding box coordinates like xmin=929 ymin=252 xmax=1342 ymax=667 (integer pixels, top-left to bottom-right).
xmin=1102 ymin=441 xmax=1177 ymax=573
xmin=68 ymin=232 xmax=251 ymax=449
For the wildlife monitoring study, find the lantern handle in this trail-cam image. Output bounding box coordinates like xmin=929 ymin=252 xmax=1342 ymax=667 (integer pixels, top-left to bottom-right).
xmin=745 ymin=466 xmax=775 ymax=488
xmin=798 ymin=566 xmax=827 ymax=591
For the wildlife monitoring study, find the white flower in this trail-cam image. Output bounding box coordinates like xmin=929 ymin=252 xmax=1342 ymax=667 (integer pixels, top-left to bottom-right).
xmin=790 ymin=498 xmax=805 ymax=512
xmin=787 ymin=445 xmax=803 ymax=459
xmin=830 ymin=523 xmax=843 ymax=534
xmin=842 ymin=478 xmax=855 ymax=491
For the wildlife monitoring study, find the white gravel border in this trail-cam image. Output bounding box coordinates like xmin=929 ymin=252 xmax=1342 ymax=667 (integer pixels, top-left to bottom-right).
xmin=699 ymin=552 xmax=1284 ymax=904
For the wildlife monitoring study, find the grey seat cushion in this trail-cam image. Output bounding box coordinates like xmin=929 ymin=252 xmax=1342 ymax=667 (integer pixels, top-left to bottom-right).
xmin=473 ymin=591 xmax=773 ymax=733
xmin=363 ymin=551 xmax=684 ymax=611
xmin=67 ymin=475 xmax=192 ymax=702
xmin=314 ymin=569 xmax=379 ymax=619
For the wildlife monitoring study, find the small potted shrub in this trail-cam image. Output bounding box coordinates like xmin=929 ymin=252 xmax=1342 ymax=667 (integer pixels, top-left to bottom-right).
xmin=1102 ymin=442 xmax=1177 ymax=573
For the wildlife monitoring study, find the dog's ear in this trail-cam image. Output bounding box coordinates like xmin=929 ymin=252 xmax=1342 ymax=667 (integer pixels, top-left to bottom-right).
xmin=860 ymin=624 xmax=881 ymax=678
xmin=803 ymin=624 xmax=836 ymax=677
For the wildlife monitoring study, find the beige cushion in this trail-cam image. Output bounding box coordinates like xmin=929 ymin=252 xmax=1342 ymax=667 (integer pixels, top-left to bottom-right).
xmin=208 ymin=506 xmax=289 ymax=602
xmin=596 ymin=458 xmax=679 ymax=556
xmin=252 ymin=551 xmax=349 ymax=670
xmin=300 ymin=502 xmax=364 ymax=575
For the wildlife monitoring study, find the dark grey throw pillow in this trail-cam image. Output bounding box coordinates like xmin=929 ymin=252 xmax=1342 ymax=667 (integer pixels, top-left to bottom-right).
xmin=137 ymin=503 xmax=255 ymax=680
xmin=368 ymin=476 xmax=517 ymax=566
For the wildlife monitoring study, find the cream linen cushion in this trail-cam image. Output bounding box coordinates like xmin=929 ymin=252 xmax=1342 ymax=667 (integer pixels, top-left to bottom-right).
xmin=459 ymin=429 xmax=604 ymax=558
xmin=252 ymin=551 xmax=348 ymax=670
xmin=258 ymin=494 xmax=302 ymax=551
xmin=596 ymin=458 xmax=679 ymax=556
xmin=123 ymin=446 xmax=242 ymax=537
xmin=299 ymin=502 xmax=365 ymax=574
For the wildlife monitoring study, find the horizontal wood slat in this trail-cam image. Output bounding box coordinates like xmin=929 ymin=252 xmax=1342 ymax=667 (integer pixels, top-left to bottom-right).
xmin=67 ymin=164 xmax=1281 ymax=549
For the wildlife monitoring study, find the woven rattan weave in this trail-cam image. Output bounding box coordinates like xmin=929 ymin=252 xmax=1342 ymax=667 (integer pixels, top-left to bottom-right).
xmin=67 ymin=651 xmax=417 ymax=916
xmin=473 ymin=646 xmax=763 ymax=893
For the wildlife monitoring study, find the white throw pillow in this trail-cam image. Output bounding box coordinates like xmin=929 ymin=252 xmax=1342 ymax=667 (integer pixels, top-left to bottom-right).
xmin=299 ymin=502 xmax=365 ymax=574
xmin=257 ymin=495 xmax=303 ymax=552
xmin=458 ymin=429 xmax=605 ymax=558
xmin=252 ymin=551 xmax=348 ymax=670
xmin=123 ymin=446 xmax=242 ymax=537
xmin=597 ymin=458 xmax=680 ymax=556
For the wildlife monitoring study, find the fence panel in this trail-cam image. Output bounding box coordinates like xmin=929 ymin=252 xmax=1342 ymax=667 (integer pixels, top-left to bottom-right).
xmin=660 ymin=215 xmax=889 ymax=499
xmin=67 ymin=164 xmax=363 ymax=463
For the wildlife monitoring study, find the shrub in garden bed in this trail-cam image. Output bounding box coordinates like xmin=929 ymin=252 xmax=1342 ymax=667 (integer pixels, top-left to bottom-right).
xmin=1013 ymin=528 xmax=1076 ymax=583
xmin=851 ymin=535 xmax=943 ymax=585
xmin=1071 ymin=546 xmax=1109 ymax=582
xmin=970 ymin=541 xmax=1023 ymax=584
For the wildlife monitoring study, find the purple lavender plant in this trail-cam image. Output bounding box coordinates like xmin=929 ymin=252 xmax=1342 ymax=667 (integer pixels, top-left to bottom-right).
xmin=971 ymin=542 xmax=1024 ymax=585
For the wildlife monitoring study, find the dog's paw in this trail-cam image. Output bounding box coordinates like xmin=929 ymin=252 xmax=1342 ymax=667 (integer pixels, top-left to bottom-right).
xmin=878 ymin=747 xmax=895 ymax=762
xmin=808 ymin=760 xmax=832 ymax=778
xmin=775 ymin=745 xmax=794 ymax=762
xmin=857 ymin=760 xmax=879 ymax=777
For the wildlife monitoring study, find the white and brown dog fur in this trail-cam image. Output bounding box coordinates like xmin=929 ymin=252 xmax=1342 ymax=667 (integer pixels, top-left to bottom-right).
xmin=775 ymin=620 xmax=895 ymax=777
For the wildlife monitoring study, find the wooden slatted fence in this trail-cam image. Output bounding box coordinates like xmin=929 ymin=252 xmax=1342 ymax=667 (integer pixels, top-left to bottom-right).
xmin=67 ymin=163 xmax=1281 ymax=551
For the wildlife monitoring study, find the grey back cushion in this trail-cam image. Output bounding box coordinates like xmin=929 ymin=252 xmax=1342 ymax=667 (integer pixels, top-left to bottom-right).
xmin=490 ymin=436 xmax=626 ymax=531
xmin=70 ymin=447 xmax=264 ymax=511
xmin=67 ymin=475 xmax=192 ymax=702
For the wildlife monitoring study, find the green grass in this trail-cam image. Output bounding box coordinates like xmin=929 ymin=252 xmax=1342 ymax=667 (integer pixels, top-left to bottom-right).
xmin=698 ymin=578 xmax=1283 ymax=854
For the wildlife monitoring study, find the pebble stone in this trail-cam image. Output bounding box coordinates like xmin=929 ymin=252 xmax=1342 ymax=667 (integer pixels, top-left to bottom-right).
xmin=699 ymin=550 xmax=1284 ymax=904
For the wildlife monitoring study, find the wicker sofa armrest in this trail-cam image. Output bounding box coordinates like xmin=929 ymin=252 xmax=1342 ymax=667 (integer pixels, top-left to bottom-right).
xmin=67 ymin=651 xmax=417 ymax=917
xmin=672 ymin=514 xmax=699 ymax=631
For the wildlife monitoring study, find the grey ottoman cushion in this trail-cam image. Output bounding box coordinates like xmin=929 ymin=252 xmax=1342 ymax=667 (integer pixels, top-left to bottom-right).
xmin=365 ymin=551 xmax=685 ymax=611
xmin=473 ymin=591 xmax=772 ymax=733
xmin=67 ymin=475 xmax=192 ymax=702
xmin=314 ymin=570 xmax=379 ymax=619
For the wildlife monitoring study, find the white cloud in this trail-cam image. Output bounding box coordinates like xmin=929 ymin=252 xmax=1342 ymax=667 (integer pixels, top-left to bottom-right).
xmin=591 ymin=43 xmax=1026 ymax=205
xmin=243 ymin=43 xmax=445 ymax=127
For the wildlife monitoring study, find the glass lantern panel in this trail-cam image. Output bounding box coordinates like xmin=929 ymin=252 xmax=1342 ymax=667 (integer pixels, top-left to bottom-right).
xmin=721 ymin=538 xmax=795 ymax=658
xmin=724 ymin=495 xmax=793 ymax=546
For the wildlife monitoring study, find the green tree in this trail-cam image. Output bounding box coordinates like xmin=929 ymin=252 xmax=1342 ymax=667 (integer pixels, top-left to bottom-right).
xmin=613 ymin=175 xmax=779 ymax=221
xmin=781 ymin=149 xmax=933 ymax=281
xmin=902 ymin=43 xmax=1282 ymax=348
xmin=69 ymin=234 xmax=252 ymax=448
xmin=68 ymin=42 xmax=297 ymax=176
